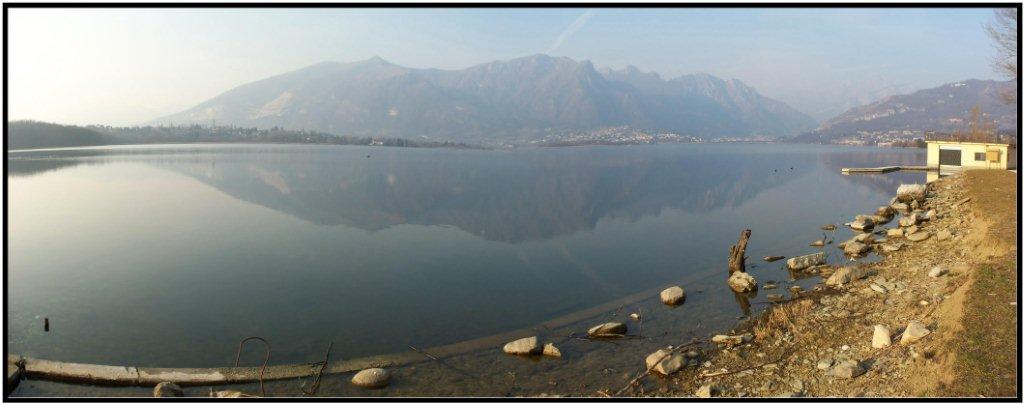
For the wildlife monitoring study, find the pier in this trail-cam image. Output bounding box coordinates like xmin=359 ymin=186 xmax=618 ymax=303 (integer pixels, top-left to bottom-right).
xmin=841 ymin=166 xmax=933 ymax=174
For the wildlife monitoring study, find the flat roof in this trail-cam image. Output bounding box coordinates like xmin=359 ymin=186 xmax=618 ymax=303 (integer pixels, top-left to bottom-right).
xmin=926 ymin=140 xmax=1013 ymax=147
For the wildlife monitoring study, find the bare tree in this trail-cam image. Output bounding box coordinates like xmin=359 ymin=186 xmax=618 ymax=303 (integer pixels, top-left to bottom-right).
xmin=986 ymin=8 xmax=1018 ymax=103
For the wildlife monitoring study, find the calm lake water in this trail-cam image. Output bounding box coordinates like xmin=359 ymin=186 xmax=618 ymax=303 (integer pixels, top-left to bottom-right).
xmin=7 ymin=143 xmax=925 ymax=368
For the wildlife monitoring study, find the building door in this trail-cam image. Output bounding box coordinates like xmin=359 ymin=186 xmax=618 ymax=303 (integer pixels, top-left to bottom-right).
xmin=939 ymin=148 xmax=962 ymax=166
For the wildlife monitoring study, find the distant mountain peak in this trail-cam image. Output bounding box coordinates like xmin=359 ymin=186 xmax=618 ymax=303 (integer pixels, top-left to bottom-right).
xmin=154 ymin=55 xmax=817 ymax=142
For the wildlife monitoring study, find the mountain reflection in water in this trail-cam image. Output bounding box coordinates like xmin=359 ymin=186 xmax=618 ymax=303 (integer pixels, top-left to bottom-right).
xmin=10 ymin=144 xmax=923 ymax=243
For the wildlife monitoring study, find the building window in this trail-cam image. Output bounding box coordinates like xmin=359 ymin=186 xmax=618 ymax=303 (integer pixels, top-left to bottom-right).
xmin=975 ymin=152 xmax=986 ymax=161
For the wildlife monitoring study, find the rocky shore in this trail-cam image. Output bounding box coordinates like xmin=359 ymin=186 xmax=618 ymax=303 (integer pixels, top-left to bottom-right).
xmin=611 ymin=170 xmax=1017 ymax=398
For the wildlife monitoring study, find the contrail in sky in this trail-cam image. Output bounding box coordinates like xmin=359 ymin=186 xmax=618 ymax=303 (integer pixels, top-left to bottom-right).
xmin=546 ymin=9 xmax=596 ymax=54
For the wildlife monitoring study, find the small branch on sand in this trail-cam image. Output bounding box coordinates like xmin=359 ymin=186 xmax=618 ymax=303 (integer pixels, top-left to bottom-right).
xmin=409 ymin=345 xmax=478 ymax=381
xmin=234 ymin=336 xmax=270 ymax=397
xmin=302 ymin=342 xmax=333 ymax=396
xmin=699 ymin=349 xmax=794 ymax=379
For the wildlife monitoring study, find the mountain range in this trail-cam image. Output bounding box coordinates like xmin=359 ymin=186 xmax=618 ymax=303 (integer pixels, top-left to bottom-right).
xmin=154 ymin=55 xmax=818 ymax=143
xmin=799 ymin=79 xmax=1017 ymax=142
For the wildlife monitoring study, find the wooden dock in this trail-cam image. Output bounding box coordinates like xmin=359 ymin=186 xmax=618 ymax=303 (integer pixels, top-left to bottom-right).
xmin=842 ymin=166 xmax=934 ymax=174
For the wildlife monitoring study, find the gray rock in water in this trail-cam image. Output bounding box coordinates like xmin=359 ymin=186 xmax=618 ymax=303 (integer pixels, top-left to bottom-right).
xmin=351 ymin=368 xmax=391 ymax=388
xmin=896 ymin=184 xmax=927 ymax=202
xmin=645 ymin=349 xmax=685 ymax=376
xmin=503 ymin=336 xmax=540 ymax=355
xmin=660 ymin=286 xmax=686 ymax=305
xmin=844 ymin=241 xmax=870 ymax=256
xmin=849 ymin=217 xmax=875 ymax=231
xmin=901 ymin=321 xmax=931 ymax=344
xmin=542 ymin=343 xmax=562 ymax=357
xmin=853 ymin=233 xmax=875 ymax=244
xmin=153 ymin=382 xmax=183 ymax=397
xmin=588 ymin=322 xmax=627 ymax=336
xmin=827 ymin=360 xmax=865 ymax=378
xmin=787 ymin=252 xmax=827 ymax=271
xmin=727 ymin=271 xmax=758 ymax=292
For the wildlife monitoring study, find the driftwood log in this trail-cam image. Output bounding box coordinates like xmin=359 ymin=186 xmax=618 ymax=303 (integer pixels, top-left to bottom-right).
xmin=728 ymin=229 xmax=752 ymax=274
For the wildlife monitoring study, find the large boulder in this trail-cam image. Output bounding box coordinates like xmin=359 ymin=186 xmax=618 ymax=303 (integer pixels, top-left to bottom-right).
xmin=660 ymin=286 xmax=686 ymax=305
xmin=896 ymin=184 xmax=927 ymax=202
xmin=786 ymin=252 xmax=826 ymax=270
xmin=645 ymin=349 xmax=685 ymax=375
xmin=588 ymin=322 xmax=627 ymax=336
xmin=351 ymin=368 xmax=391 ymax=389
xmin=900 ymin=321 xmax=931 ymax=344
xmin=727 ymin=271 xmax=757 ymax=292
xmin=503 ymin=336 xmax=540 ymax=355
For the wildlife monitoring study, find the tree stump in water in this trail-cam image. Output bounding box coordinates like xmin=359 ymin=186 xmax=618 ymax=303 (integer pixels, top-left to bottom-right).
xmin=728 ymin=229 xmax=751 ymax=274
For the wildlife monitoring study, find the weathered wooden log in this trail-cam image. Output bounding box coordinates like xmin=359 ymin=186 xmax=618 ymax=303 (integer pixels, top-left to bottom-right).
xmin=728 ymin=229 xmax=752 ymax=274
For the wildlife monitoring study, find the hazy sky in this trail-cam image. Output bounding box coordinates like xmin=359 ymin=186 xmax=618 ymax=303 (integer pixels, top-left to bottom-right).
xmin=8 ymin=7 xmax=1006 ymax=125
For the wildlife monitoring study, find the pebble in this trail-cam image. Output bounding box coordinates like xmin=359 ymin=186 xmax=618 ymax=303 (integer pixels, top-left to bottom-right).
xmin=900 ymin=320 xmax=931 ymax=344
xmin=153 ymin=382 xmax=183 ymax=397
xmin=352 ymin=368 xmax=391 ymax=389
xmin=696 ymin=384 xmax=718 ymax=398
xmin=588 ymin=322 xmax=627 ymax=336
xmin=660 ymin=286 xmax=686 ymax=305
xmin=816 ymin=358 xmax=833 ymax=370
xmin=502 ymin=336 xmax=540 ymax=355
xmin=927 ymin=266 xmax=947 ymax=278
xmin=872 ymin=325 xmax=892 ymax=348
xmin=542 ymin=343 xmax=561 ymax=357
xmin=827 ymin=359 xmax=866 ymax=378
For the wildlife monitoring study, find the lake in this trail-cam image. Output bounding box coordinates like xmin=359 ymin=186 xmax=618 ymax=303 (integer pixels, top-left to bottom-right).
xmin=7 ymin=143 xmax=926 ymax=370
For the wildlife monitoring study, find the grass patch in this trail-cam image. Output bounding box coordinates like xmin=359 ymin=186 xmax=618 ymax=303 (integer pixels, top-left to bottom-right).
xmin=944 ymin=257 xmax=1018 ymax=397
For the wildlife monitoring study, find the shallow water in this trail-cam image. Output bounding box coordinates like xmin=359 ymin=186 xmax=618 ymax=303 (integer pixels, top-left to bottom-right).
xmin=7 ymin=143 xmax=925 ymax=371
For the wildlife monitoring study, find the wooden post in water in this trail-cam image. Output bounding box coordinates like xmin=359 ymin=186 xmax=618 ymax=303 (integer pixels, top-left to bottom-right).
xmin=728 ymin=229 xmax=751 ymax=274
